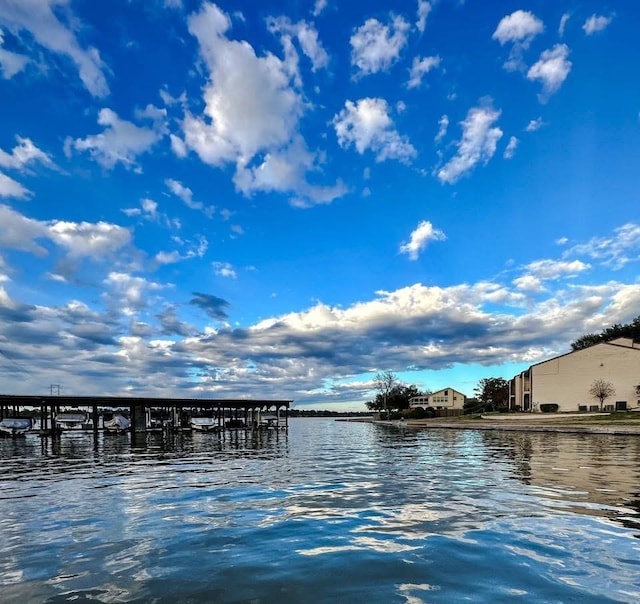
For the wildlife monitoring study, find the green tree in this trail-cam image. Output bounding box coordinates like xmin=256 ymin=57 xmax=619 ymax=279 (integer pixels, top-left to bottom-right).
xmin=365 ymin=373 xmax=425 ymax=412
xmin=589 ymin=379 xmax=616 ymax=411
xmin=571 ymin=316 xmax=640 ymax=351
xmin=473 ymin=378 xmax=509 ymax=412
xmin=570 ymin=334 xmax=603 ymax=351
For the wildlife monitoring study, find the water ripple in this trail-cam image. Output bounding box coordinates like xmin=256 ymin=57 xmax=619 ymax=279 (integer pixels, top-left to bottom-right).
xmin=1 ymin=420 xmax=639 ymax=602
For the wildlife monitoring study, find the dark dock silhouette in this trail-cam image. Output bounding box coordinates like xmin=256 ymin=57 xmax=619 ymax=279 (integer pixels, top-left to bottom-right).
xmin=0 ymin=394 xmax=290 ymax=434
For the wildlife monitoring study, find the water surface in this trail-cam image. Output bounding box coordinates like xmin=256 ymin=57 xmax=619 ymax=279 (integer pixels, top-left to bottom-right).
xmin=1 ymin=419 xmax=639 ymax=602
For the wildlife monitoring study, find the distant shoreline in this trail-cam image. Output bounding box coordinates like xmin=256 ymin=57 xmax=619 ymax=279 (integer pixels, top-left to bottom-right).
xmin=339 ymin=413 xmax=640 ymax=435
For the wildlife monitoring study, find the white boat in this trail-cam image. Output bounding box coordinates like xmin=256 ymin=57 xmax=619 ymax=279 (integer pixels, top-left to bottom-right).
xmin=54 ymin=411 xmax=88 ymax=430
xmin=103 ymin=414 xmax=130 ymax=433
xmin=190 ymin=416 xmax=218 ymax=432
xmin=0 ymin=417 xmax=33 ymax=437
xmin=259 ymin=414 xmax=284 ymax=429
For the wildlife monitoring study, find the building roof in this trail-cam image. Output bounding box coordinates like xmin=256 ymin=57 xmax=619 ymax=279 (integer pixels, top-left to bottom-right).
xmin=528 ymin=338 xmax=640 ymax=370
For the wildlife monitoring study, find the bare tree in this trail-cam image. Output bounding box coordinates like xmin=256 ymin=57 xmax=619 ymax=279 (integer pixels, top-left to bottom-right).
xmin=589 ymin=379 xmax=616 ymax=411
xmin=374 ymin=371 xmax=399 ymax=412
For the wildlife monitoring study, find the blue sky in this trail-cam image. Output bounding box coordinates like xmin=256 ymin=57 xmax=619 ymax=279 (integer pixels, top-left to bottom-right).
xmin=0 ymin=0 xmax=638 ymax=410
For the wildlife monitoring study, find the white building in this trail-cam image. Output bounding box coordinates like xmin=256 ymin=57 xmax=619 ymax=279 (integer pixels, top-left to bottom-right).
xmin=409 ymin=388 xmax=466 ymax=410
xmin=509 ymin=338 xmax=640 ymax=412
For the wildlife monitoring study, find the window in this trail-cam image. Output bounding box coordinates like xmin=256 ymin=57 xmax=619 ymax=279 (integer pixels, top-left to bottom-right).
xmin=615 ymin=401 xmax=627 ymax=411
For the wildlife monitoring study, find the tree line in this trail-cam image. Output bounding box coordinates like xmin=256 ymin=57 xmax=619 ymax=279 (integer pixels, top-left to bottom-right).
xmin=571 ymin=315 xmax=640 ymax=351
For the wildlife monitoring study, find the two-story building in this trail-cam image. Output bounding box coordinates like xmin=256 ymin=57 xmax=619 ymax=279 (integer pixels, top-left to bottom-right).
xmin=509 ymin=337 xmax=640 ymax=412
xmin=409 ymin=387 xmax=466 ymax=410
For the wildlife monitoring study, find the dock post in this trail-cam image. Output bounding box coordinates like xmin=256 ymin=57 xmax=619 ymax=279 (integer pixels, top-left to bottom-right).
xmin=92 ymin=405 xmax=99 ymax=434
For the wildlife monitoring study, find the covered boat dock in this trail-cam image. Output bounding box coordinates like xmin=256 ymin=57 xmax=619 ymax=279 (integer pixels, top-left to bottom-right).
xmin=0 ymin=394 xmax=291 ymax=434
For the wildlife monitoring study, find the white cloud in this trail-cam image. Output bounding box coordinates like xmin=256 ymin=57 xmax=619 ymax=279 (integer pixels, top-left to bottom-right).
xmin=268 ymin=17 xmax=329 ymax=71
xmin=333 ymin=97 xmax=416 ymax=163
xmin=350 ymin=15 xmax=409 ymax=77
xmin=185 ymin=4 xmax=301 ymax=165
xmin=399 ymin=221 xmax=446 ymax=260
xmin=214 ymin=261 xmax=237 ymax=279
xmin=0 ymin=204 xmax=131 ymax=261
xmin=527 ymin=44 xmax=572 ymax=101
xmin=492 ymin=10 xmax=544 ymax=45
xmin=233 ymin=135 xmax=348 ymax=207
xmin=0 ymin=0 xmax=108 ymax=97
xmin=437 ymin=103 xmax=503 ymax=184
xmin=48 ymin=221 xmax=131 ymax=259
xmin=503 ymin=136 xmax=518 ymax=159
xmin=434 ymin=114 xmax=449 ymax=143
xmin=165 ymin=178 xmax=214 ymax=218
xmin=68 ymin=108 xmax=166 ymax=170
xmin=0 ymin=204 xmax=47 ymax=254
xmin=0 ymin=136 xmax=53 ymax=171
xmin=583 ymin=14 xmax=613 ymax=35
xmin=525 ymin=117 xmax=544 ymax=132
xmin=564 ymin=223 xmax=640 ymax=269
xmin=513 ymin=259 xmax=590 ymax=292
xmin=104 ymin=272 xmax=164 ymax=312
xmin=312 ymin=0 xmax=327 ymax=17
xmin=0 ymin=29 xmax=28 ymax=77
xmin=407 ymin=55 xmax=440 ymax=89
xmin=559 ymin=13 xmax=571 ymax=37
xmin=0 ymin=172 xmax=30 ymax=198
xmin=416 ymin=1 xmax=432 ymax=33
xmin=155 ymin=250 xmax=181 ymax=265
xmin=493 ymin=10 xmax=544 ymax=71
xmin=184 ymin=3 xmax=344 ymax=207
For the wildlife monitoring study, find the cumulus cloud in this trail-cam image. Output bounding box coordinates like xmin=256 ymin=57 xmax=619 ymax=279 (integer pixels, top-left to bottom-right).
xmin=525 ymin=117 xmax=544 ymax=132
xmin=527 ymin=44 xmax=572 ymax=101
xmin=233 ymin=135 xmax=348 ymax=207
xmin=493 ymin=10 xmax=544 ymax=45
xmin=493 ymin=10 xmax=544 ymax=71
xmin=563 ymin=223 xmax=640 ymax=269
xmin=437 ymin=103 xmax=503 ymax=184
xmin=513 ymin=259 xmax=590 ymax=292
xmin=416 ymin=1 xmax=431 ymax=33
xmin=0 ymin=29 xmax=28 ymax=78
xmin=350 ymin=15 xmax=409 ymax=77
xmin=583 ymin=14 xmax=613 ymax=35
xmin=190 ymin=292 xmax=230 ymax=321
xmin=183 ymin=3 xmax=344 ymax=207
xmin=0 ymin=172 xmax=30 ymax=198
xmin=407 ymin=55 xmax=440 ymax=89
xmin=399 ymin=221 xmax=446 ymax=260
xmin=0 ymin=204 xmax=48 ymax=254
xmin=2 ymin=220 xmax=640 ymax=404
xmin=213 ymin=261 xmax=237 ymax=279
xmin=0 ymin=136 xmax=53 ymax=171
xmin=165 ymin=178 xmax=214 ymax=217
xmin=67 ymin=107 xmax=167 ymax=171
xmin=503 ymin=136 xmax=518 ymax=159
xmin=104 ymin=272 xmax=164 ymax=312
xmin=0 ymin=0 xmax=108 ymax=96
xmin=267 ymin=16 xmax=329 ymax=71
xmin=0 ymin=204 xmax=134 ymax=282
xmin=333 ymin=97 xmax=416 ymax=163
xmin=48 ymin=221 xmax=131 ymax=259
xmin=312 ymin=0 xmax=327 ymax=17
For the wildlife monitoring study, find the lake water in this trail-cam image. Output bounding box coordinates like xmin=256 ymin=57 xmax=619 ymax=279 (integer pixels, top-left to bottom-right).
xmin=1 ymin=418 xmax=639 ymax=603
